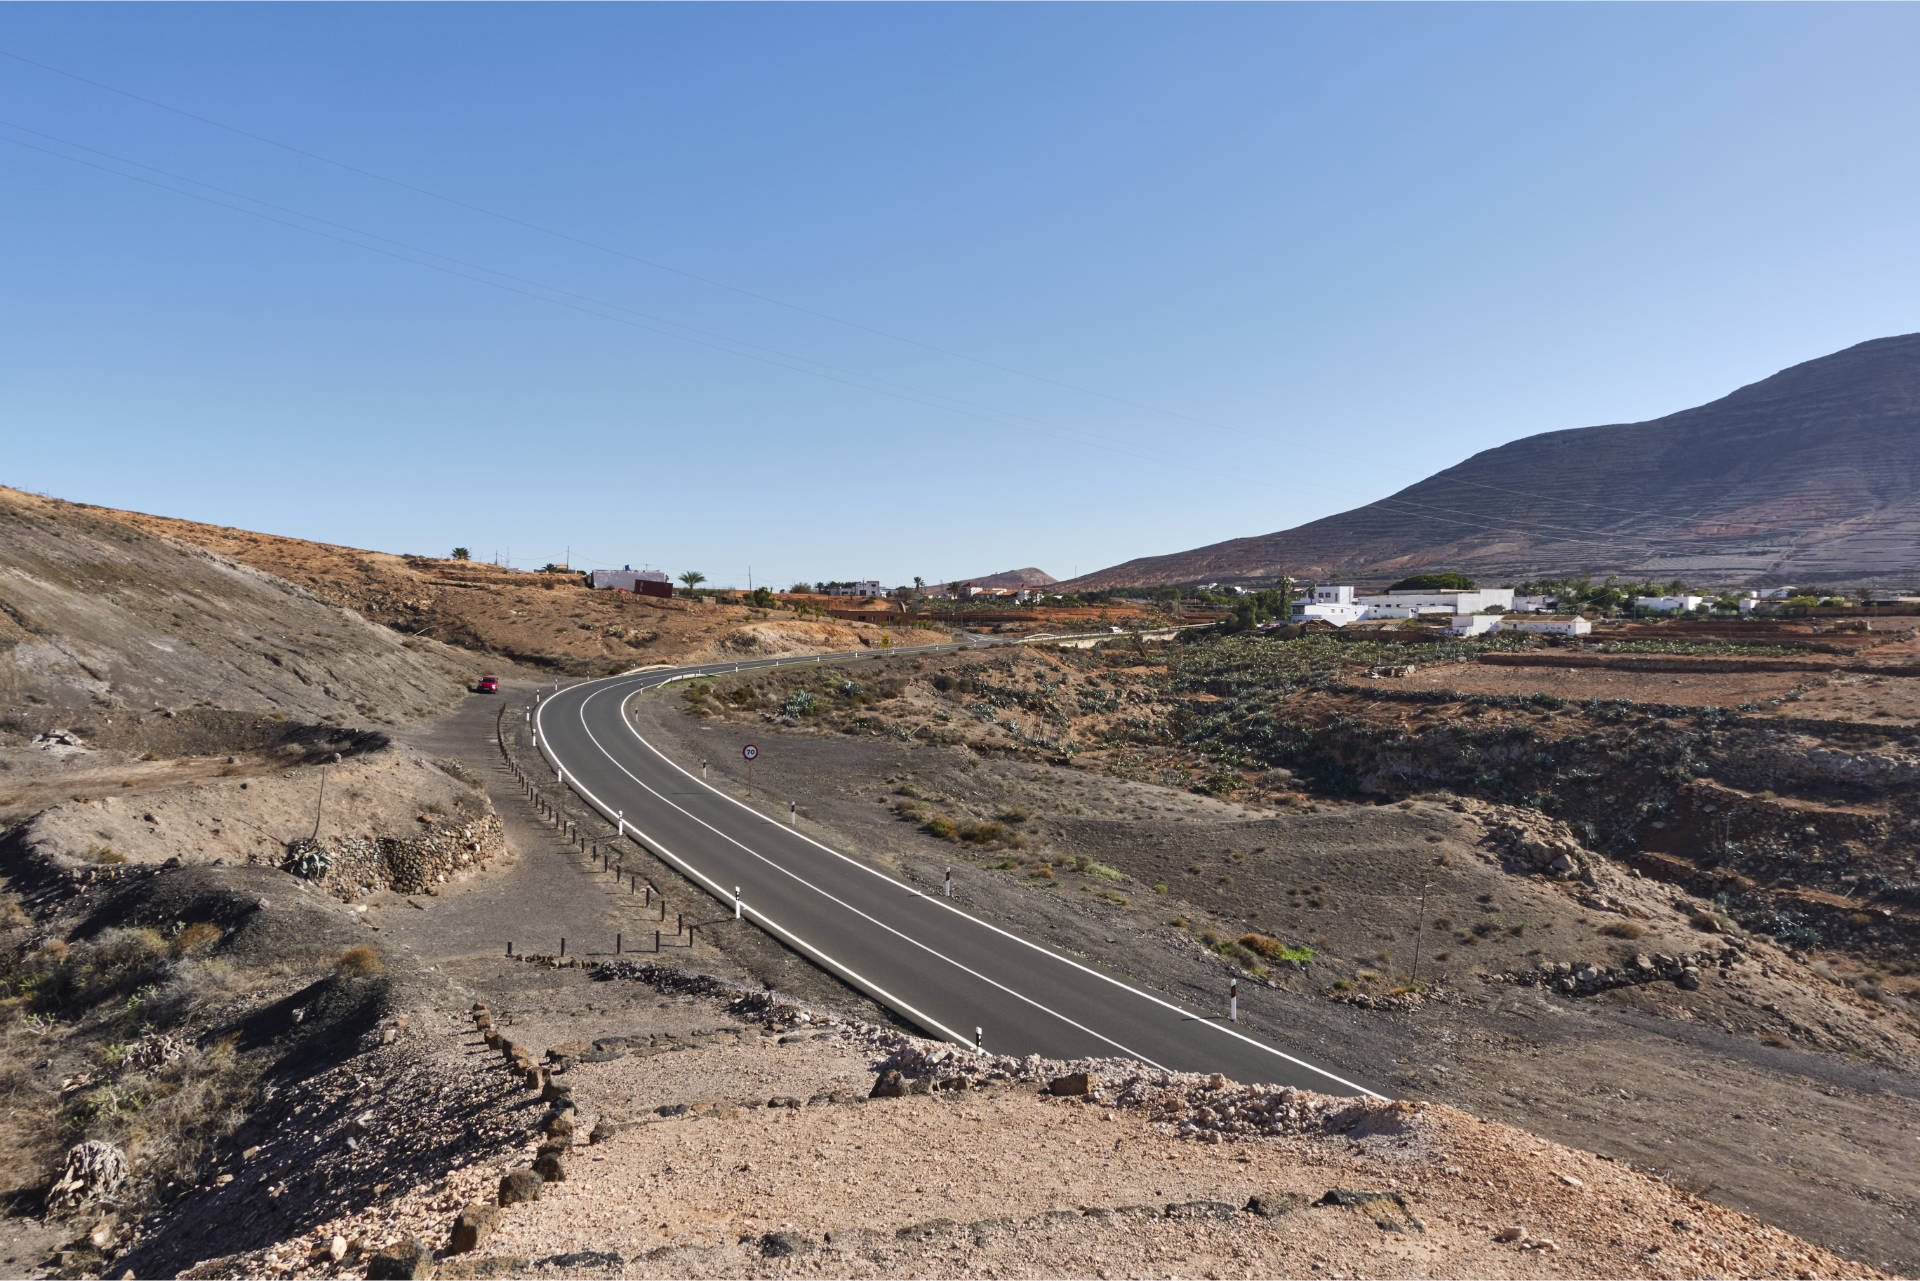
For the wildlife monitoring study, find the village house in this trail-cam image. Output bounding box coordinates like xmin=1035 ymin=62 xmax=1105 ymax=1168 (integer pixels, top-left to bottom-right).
xmin=590 ymin=567 xmax=672 ymax=597
xmin=826 ymin=580 xmax=885 ymax=597
xmin=1635 ymin=594 xmax=1706 ymax=614
xmin=1291 ymin=585 xmax=1369 ymax=626
xmin=1498 ymin=614 xmax=1593 ymax=636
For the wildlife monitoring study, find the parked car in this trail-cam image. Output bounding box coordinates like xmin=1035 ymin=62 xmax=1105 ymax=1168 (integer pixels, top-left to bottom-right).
xmin=477 ymin=675 xmax=499 ymax=693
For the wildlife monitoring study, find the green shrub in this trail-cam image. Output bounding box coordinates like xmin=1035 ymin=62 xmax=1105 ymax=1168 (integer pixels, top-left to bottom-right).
xmin=920 ymin=816 xmax=959 ymax=841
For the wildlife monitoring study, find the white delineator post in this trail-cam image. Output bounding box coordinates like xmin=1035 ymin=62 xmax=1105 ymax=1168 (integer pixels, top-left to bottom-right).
xmin=735 ymin=886 xmax=743 ymax=920
xmin=1229 ymin=978 xmax=1239 ymax=1023
xmin=702 ymin=760 xmax=709 ymax=780
xmin=944 ymin=866 xmax=952 ymax=898
xmin=789 ymin=801 xmax=796 ymax=826
xmin=616 ymin=809 xmax=624 ymax=836
xmin=974 ymin=1026 xmax=984 ymax=1053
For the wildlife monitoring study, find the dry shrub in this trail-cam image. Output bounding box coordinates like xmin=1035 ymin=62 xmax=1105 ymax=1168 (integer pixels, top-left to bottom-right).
xmin=336 ymin=945 xmax=384 ymax=976
xmin=167 ymin=922 xmax=223 ymax=959
xmin=1600 ymin=921 xmax=1645 ymax=940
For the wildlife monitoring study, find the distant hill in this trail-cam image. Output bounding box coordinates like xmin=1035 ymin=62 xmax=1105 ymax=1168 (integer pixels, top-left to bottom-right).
xmin=1059 ymin=334 xmax=1920 ymax=591
xmin=936 ymin=568 xmax=1057 ymax=590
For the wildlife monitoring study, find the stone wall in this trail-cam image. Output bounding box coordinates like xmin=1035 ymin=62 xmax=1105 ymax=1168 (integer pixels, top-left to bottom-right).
xmin=276 ymin=815 xmax=503 ymax=898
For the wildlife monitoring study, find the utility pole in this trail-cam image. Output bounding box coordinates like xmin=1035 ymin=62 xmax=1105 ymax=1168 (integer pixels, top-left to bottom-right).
xmin=310 ymin=751 xmax=341 ymax=841
xmin=1410 ymin=882 xmax=1433 ymax=986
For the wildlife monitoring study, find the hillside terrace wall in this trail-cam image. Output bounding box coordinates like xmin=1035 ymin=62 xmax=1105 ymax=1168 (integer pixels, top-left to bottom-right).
xmin=273 ymin=815 xmax=503 ymax=898
xmin=1476 ymin=652 xmax=1920 ymax=677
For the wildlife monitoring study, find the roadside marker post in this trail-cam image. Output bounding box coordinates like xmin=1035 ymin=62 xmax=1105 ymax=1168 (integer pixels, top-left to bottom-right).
xmin=975 ymin=1027 xmax=984 ymax=1053
xmin=735 ymin=886 xmax=743 ymax=919
xmin=789 ymin=800 xmax=796 ymax=826
xmin=1229 ymin=978 xmax=1239 ymax=1023
xmin=945 ymin=866 xmax=952 ymax=898
xmin=702 ymin=760 xmax=709 ymax=780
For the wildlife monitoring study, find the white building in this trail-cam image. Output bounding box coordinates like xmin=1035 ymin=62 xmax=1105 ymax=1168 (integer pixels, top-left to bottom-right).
xmin=1355 ymin=587 xmax=1516 ymax=618
xmin=1514 ymin=594 xmax=1559 ymax=613
xmin=1290 ymin=584 xmax=1369 ymax=627
xmin=590 ymin=567 xmax=671 ymax=592
xmin=826 ymin=580 xmax=885 ymax=597
xmin=1635 ymin=595 xmax=1705 ymax=614
xmin=1446 ymin=614 xmax=1503 ymax=636
xmin=1498 ymin=614 xmax=1592 ymax=636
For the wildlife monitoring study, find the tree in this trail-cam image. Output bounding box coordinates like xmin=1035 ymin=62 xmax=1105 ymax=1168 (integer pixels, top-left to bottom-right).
xmin=1386 ymin=572 xmax=1475 ymax=592
xmin=789 ymin=582 xmax=811 ymax=594
xmin=450 ymin=547 xmax=470 ymax=561
xmin=913 ymin=576 xmax=926 ymax=592
xmin=749 ymin=586 xmax=775 ymax=609
xmin=679 ymin=571 xmax=707 ymax=594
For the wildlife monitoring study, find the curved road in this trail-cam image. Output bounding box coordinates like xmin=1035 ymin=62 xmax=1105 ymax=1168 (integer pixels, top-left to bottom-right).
xmin=534 ymin=644 xmax=1384 ymax=1098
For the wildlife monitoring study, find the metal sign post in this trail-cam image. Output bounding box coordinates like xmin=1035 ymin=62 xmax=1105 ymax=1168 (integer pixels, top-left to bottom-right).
xmin=743 ymin=743 xmax=758 ymax=796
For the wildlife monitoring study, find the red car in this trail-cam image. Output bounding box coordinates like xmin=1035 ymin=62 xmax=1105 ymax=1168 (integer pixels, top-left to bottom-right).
xmin=476 ymin=676 xmax=499 ymax=694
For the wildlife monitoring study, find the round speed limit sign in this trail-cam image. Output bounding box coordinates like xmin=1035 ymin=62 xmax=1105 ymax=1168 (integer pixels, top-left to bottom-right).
xmin=742 ymin=744 xmax=758 ymax=761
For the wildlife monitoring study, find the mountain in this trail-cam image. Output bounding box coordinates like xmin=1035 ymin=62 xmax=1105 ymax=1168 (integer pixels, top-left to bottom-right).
xmin=1060 ymin=334 xmax=1920 ymax=590
xmin=936 ymin=568 xmax=1058 ymax=589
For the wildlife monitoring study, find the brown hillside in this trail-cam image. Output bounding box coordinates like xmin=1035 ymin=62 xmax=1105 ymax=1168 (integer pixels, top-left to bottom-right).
xmin=101 ymin=507 xmax=946 ymax=674
xmin=942 ymin=566 xmax=1058 ymax=589
xmin=1063 ymin=333 xmax=1920 ymax=591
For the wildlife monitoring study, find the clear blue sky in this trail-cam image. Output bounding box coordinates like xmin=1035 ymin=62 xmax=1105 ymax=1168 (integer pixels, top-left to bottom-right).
xmin=5 ymin=4 xmax=1919 ymax=588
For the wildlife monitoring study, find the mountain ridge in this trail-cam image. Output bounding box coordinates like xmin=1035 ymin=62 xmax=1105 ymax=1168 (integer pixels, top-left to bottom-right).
xmin=1059 ymin=334 xmax=1920 ymax=590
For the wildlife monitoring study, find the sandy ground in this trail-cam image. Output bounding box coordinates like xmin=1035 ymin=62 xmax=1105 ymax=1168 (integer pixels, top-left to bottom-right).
xmin=18 ymin=737 xmax=487 ymax=871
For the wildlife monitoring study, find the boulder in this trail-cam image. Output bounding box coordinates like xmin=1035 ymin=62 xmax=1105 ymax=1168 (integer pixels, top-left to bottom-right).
xmin=446 ymin=1204 xmax=501 ymax=1255
xmin=541 ymin=1110 xmax=575 ymax=1139
xmin=532 ymin=1148 xmax=566 ymax=1183
xmin=1047 ymin=1072 xmax=1093 ymax=1097
xmin=869 ymin=1069 xmax=908 ymax=1099
xmin=497 ymin=1169 xmax=543 ymax=1206
xmin=1676 ymin=967 xmax=1702 ymax=991
xmin=523 ymin=1066 xmax=545 ymax=1092
xmin=1495 ymin=1225 xmax=1524 ymax=1242
xmin=364 ymin=1238 xmax=435 ymax=1280
xmin=540 ymin=1077 xmax=572 ymax=1104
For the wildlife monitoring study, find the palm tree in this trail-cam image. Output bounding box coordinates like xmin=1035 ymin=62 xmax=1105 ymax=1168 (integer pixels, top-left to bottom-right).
xmin=678 ymin=570 xmax=707 ymax=594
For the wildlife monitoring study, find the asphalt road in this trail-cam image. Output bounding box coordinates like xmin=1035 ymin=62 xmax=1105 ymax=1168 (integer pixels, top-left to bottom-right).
xmin=534 ymin=644 xmax=1385 ymax=1097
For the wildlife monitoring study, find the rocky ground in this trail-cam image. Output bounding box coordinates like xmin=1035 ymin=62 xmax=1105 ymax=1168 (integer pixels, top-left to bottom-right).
xmin=171 ymin=957 xmax=1878 ymax=1281
xmin=640 ymin=654 xmax=1920 ymax=1275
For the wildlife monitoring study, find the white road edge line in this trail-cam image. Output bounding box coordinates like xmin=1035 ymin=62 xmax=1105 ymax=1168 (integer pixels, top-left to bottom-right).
xmin=621 ymin=657 xmax=1384 ymax=1098
xmin=561 ymin=683 xmax=1173 ymax=1071
xmin=532 ymin=695 xmax=979 ymax=1054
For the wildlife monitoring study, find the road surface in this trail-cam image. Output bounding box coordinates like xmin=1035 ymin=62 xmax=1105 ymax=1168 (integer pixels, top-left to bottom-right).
xmin=534 ymin=645 xmax=1385 ymax=1097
